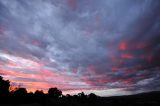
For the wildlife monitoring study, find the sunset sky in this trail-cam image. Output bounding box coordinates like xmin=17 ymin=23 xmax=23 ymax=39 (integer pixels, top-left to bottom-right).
xmin=0 ymin=0 xmax=160 ymax=96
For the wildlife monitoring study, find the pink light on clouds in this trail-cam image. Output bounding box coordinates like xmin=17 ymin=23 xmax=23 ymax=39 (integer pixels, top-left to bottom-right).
xmin=67 ymin=0 xmax=77 ymax=10
xmin=121 ymin=53 xmax=134 ymax=59
xmin=0 ymin=52 xmax=89 ymax=93
xmin=119 ymin=41 xmax=128 ymax=51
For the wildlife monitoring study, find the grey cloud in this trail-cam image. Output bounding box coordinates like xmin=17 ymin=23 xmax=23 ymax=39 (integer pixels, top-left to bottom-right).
xmin=0 ymin=0 xmax=160 ymax=95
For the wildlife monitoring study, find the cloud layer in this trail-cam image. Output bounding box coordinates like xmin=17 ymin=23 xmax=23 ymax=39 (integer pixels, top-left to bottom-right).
xmin=0 ymin=0 xmax=160 ymax=96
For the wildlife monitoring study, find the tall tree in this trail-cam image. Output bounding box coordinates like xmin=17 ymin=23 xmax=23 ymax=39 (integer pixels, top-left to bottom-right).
xmin=48 ymin=87 xmax=62 ymax=98
xmin=0 ymin=76 xmax=10 ymax=97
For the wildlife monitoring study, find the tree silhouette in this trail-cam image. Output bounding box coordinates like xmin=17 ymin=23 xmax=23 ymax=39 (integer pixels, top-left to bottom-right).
xmin=78 ymin=92 xmax=86 ymax=98
xmin=48 ymin=87 xmax=62 ymax=98
xmin=88 ymin=93 xmax=98 ymax=100
xmin=34 ymin=90 xmax=45 ymax=104
xmin=0 ymin=76 xmax=10 ymax=97
xmin=1 ymin=75 xmax=160 ymax=106
xmin=78 ymin=92 xmax=87 ymax=103
xmin=35 ymin=90 xmax=44 ymax=97
xmin=13 ymin=88 xmax=27 ymax=97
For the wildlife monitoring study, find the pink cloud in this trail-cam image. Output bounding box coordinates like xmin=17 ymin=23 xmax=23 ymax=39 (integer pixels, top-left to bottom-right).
xmin=67 ymin=0 xmax=77 ymax=10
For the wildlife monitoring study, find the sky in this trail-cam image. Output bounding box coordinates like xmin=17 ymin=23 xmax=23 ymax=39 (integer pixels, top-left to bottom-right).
xmin=0 ymin=0 xmax=160 ymax=96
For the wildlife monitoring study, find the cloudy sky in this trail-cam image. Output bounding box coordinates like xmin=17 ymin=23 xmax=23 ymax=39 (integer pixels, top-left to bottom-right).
xmin=0 ymin=0 xmax=160 ymax=96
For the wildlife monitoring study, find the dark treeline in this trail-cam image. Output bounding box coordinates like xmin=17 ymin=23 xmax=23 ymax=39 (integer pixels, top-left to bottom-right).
xmin=0 ymin=76 xmax=99 ymax=106
xmin=0 ymin=76 xmax=160 ymax=106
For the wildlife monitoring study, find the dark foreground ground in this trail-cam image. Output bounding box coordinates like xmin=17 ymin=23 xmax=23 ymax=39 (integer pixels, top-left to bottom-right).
xmin=0 ymin=91 xmax=160 ymax=106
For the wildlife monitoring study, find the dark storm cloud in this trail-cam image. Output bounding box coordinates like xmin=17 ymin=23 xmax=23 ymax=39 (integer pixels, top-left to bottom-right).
xmin=0 ymin=0 xmax=160 ymax=95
